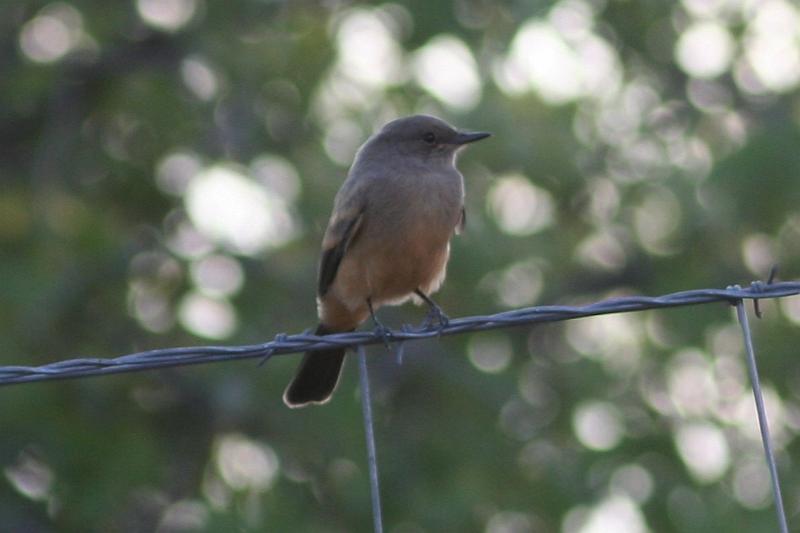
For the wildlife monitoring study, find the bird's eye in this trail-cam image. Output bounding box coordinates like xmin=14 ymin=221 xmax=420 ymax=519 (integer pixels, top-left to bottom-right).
xmin=423 ymin=132 xmax=436 ymax=144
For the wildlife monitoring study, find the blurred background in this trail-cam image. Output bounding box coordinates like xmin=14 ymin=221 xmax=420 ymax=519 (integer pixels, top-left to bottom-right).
xmin=2 ymin=0 xmax=800 ymax=531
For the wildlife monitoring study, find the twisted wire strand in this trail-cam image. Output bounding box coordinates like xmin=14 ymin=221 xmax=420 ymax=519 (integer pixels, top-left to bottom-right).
xmin=1 ymin=281 xmax=798 ymax=386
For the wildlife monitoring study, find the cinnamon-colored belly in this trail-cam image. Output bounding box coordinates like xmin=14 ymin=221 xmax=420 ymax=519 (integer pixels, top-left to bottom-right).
xmin=318 ymin=223 xmax=452 ymax=330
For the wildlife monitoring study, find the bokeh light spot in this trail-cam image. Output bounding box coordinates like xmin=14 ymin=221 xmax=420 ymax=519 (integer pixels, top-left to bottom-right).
xmin=780 ymin=295 xmax=800 ymax=325
xmin=158 ymin=500 xmax=209 ymax=531
xmin=486 ymin=511 xmax=533 ymax=533
xmin=741 ymin=233 xmax=776 ymax=276
xmin=740 ymin=0 xmax=800 ymax=93
xmin=129 ymin=280 xmax=175 ymax=333
xmin=156 ymin=150 xmax=203 ymax=196
xmin=495 ymin=260 xmax=545 ymax=307
xmin=633 ymin=187 xmax=682 ymax=255
xmin=467 ymin=333 xmax=513 ymax=374
xmin=566 ymin=313 xmax=643 ymax=374
xmin=675 ymin=22 xmax=734 ymax=79
xmin=136 ymin=0 xmax=197 ymax=32
xmin=181 ymin=56 xmax=219 ymax=101
xmin=4 ymin=451 xmax=53 ymax=501
xmin=732 ymin=457 xmax=772 ymax=509
xmin=215 ymin=433 xmax=279 ymax=492
xmin=572 ymin=401 xmax=624 ymax=451
xmin=564 ymin=495 xmax=649 ymax=533
xmin=667 ymin=349 xmax=718 ymax=417
xmin=674 ymin=422 xmax=730 ymax=483
xmin=413 ymin=34 xmax=481 ymax=111
xmin=335 ymin=8 xmax=405 ymax=89
xmin=178 ymin=291 xmax=236 ymax=339
xmin=250 ymin=154 xmax=302 ymax=203
xmin=322 ymin=119 xmax=365 ymax=166
xmin=610 ymin=464 xmax=654 ymax=504
xmin=190 ymin=255 xmax=244 ymax=297
xmin=166 ymin=216 xmax=216 ymax=260
xmin=497 ymin=14 xmax=621 ymax=104
xmin=576 ymin=229 xmax=627 ymax=272
xmin=185 ymin=164 xmax=299 ymax=255
xmin=19 ymin=3 xmax=85 ymax=64
xmin=488 ymin=175 xmax=554 ymax=236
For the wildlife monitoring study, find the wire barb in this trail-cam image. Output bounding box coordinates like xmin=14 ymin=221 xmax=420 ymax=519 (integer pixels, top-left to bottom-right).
xmin=754 ymin=265 xmax=779 ymax=319
xmin=257 ymin=333 xmax=287 ymax=367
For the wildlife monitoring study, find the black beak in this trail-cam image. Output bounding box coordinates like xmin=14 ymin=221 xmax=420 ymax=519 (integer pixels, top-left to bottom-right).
xmin=453 ymin=131 xmax=491 ymax=145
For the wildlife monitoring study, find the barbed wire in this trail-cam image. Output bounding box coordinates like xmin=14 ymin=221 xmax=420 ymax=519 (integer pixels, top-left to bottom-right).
xmin=1 ymin=281 xmax=798 ymax=386
xmin=2 ymin=279 xmax=798 ymax=532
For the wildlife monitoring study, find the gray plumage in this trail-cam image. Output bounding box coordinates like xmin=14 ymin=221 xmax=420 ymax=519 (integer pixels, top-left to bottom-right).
xmin=284 ymin=115 xmax=490 ymax=407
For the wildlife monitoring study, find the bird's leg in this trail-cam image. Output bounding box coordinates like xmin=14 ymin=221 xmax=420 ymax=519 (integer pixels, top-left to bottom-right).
xmin=367 ymin=297 xmax=391 ymax=349
xmin=415 ymin=289 xmax=450 ymax=330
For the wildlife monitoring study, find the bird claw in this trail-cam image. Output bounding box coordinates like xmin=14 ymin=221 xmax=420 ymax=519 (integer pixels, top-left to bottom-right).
xmin=421 ymin=305 xmax=449 ymax=331
xmin=414 ymin=289 xmax=449 ymax=332
xmin=366 ymin=296 xmax=392 ymax=350
xmin=372 ymin=321 xmax=392 ymax=350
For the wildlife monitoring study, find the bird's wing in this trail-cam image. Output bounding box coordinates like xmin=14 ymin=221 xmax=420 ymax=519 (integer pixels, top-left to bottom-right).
xmin=317 ymin=186 xmax=366 ymax=297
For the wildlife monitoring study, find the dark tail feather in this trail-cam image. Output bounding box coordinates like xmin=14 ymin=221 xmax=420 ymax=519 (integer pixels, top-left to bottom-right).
xmin=283 ymin=324 xmax=350 ymax=408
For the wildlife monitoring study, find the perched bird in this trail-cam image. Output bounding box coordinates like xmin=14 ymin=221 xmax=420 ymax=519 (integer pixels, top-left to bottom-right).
xmin=284 ymin=115 xmax=490 ymax=407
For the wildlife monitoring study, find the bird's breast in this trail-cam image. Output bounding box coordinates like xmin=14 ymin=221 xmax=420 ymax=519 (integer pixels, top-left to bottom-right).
xmin=355 ymin=171 xmax=461 ymax=301
xmin=384 ymin=168 xmax=463 ymax=227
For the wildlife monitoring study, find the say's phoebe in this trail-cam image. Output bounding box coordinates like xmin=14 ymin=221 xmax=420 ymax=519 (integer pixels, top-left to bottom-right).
xmin=283 ymin=115 xmax=490 ymax=408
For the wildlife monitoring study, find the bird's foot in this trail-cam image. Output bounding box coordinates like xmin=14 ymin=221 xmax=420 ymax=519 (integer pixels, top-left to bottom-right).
xmin=367 ymin=297 xmax=392 ymax=350
xmin=415 ymin=289 xmax=449 ymax=331
xmin=372 ymin=321 xmax=393 ymax=350
xmin=421 ymin=305 xmax=450 ymax=331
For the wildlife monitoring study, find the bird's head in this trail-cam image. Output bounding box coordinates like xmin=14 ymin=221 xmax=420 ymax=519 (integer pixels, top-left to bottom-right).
xmin=372 ymin=114 xmax=490 ymax=162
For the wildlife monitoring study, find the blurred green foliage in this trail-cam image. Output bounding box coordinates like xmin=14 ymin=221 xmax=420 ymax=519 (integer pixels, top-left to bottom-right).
xmin=2 ymin=0 xmax=800 ymax=532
